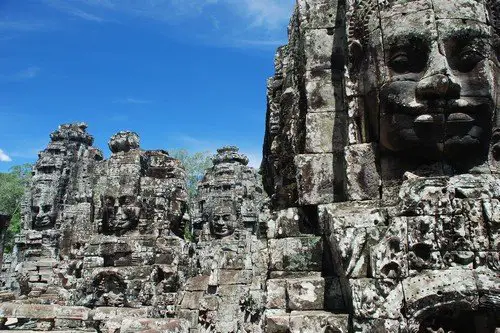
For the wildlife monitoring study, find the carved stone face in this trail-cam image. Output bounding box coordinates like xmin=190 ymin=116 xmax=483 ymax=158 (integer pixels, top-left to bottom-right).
xmin=209 ymin=205 xmax=237 ymax=238
xmin=31 ymin=203 xmax=56 ymax=229
xmin=359 ymin=0 xmax=499 ymax=168
xmin=102 ymin=195 xmax=140 ymax=234
xmin=93 ymin=272 xmax=127 ymax=307
xmin=31 ymin=181 xmax=58 ymax=229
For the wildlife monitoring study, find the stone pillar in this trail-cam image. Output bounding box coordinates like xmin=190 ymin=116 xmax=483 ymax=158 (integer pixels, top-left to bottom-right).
xmin=0 ymin=213 xmax=11 ymax=266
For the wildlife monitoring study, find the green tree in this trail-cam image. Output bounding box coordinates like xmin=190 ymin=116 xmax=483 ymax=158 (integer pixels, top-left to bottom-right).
xmin=169 ymin=149 xmax=213 ymax=202
xmin=0 ymin=164 xmax=32 ymax=253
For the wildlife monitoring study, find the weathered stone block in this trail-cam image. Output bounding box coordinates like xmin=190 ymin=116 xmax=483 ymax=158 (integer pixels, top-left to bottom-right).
xmin=370 ymin=217 xmax=409 ymax=279
xmin=266 ymin=279 xmax=287 ymax=309
xmin=305 ymin=70 xmax=343 ymax=113
xmin=287 ymin=277 xmax=325 ymax=310
xmin=433 ymin=0 xmax=488 ymax=22
xmin=265 ymin=311 xmax=290 ymax=333
xmin=178 ymin=309 xmax=198 ymax=328
xmin=402 ymin=268 xmax=479 ymax=319
xmin=289 ymin=312 xmax=349 ymax=333
xmin=54 ymin=306 xmax=89 ymax=321
xmin=319 ymin=202 xmax=387 ymax=277
xmin=319 ymin=201 xmax=386 ymax=230
xmin=297 ymin=0 xmax=341 ymax=29
xmin=351 ymin=279 xmax=404 ymax=319
xmin=305 ymin=112 xmax=346 ymax=153
xmin=482 ymin=198 xmax=500 ymax=251
xmin=180 ymin=291 xmax=204 ymax=310
xmin=353 ymin=318 xmax=405 ymax=333
xmin=219 ymin=270 xmax=251 ymax=285
xmin=345 ymin=143 xmax=381 ymax=201
xmin=295 ymin=154 xmax=334 ymax=205
xmin=270 ymin=208 xmax=302 ymax=239
xmin=185 ymin=276 xmax=209 ymax=292
xmin=303 ymin=29 xmax=333 ymax=71
xmin=269 ymin=237 xmax=323 ymax=272
xmin=120 ymin=317 xmax=190 ymax=333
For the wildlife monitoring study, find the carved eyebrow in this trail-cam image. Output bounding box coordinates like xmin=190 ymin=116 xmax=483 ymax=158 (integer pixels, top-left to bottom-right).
xmin=441 ymin=26 xmax=491 ymax=41
xmin=385 ymin=32 xmax=430 ymax=48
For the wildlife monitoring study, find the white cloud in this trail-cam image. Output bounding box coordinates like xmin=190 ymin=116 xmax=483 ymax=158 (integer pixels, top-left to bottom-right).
xmin=0 ymin=67 xmax=41 ymax=82
xmin=66 ymin=8 xmax=105 ymax=22
xmin=113 ymin=97 xmax=153 ymax=104
xmin=232 ymin=39 xmax=288 ymax=48
xmin=0 ymin=20 xmax=49 ymax=32
xmin=52 ymin=0 xmax=294 ymax=30
xmin=44 ymin=0 xmax=106 ymax=22
xmin=237 ymin=0 xmax=294 ymax=30
xmin=0 ymin=149 xmax=12 ymax=162
xmin=14 ymin=67 xmax=40 ymax=80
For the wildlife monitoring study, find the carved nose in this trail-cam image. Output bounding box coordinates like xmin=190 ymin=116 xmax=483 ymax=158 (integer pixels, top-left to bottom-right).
xmin=116 ymin=207 xmax=126 ymax=218
xmin=416 ymin=74 xmax=455 ymax=100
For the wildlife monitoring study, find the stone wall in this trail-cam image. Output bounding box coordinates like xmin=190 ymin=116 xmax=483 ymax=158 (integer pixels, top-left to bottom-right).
xmin=1 ymin=0 xmax=500 ymax=332
xmin=0 ymin=128 xmax=272 ymax=332
xmin=261 ymin=0 xmax=500 ymax=332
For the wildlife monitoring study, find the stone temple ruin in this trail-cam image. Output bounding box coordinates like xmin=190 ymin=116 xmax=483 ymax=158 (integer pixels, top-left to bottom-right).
xmin=1 ymin=0 xmax=500 ymax=332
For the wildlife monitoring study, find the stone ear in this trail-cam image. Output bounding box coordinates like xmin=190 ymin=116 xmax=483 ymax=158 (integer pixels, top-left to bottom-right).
xmin=349 ymin=40 xmax=364 ymax=74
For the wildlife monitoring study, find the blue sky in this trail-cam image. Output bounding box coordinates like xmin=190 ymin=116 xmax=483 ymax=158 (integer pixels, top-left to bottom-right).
xmin=0 ymin=0 xmax=295 ymax=171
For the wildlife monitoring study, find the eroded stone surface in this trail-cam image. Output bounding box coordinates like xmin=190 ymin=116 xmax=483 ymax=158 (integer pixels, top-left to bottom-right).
xmin=2 ymin=0 xmax=500 ymax=332
xmin=261 ymin=0 xmax=500 ymax=332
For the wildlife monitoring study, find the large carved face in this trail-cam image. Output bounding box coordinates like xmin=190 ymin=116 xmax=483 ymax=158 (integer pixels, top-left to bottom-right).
xmin=209 ymin=205 xmax=237 ymax=238
xmin=102 ymin=195 xmax=140 ymax=234
xmin=356 ymin=0 xmax=499 ymax=168
xmin=31 ymin=184 xmax=57 ymax=229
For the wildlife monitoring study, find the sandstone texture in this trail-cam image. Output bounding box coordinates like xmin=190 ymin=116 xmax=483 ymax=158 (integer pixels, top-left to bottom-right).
xmin=2 ymin=0 xmax=500 ymax=332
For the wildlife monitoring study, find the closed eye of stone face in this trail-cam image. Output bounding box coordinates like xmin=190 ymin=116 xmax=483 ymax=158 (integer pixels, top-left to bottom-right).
xmin=443 ymin=29 xmax=491 ymax=73
xmin=387 ymin=35 xmax=430 ymax=75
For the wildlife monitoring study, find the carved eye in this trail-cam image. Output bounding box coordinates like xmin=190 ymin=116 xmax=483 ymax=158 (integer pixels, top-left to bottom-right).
xmin=456 ymin=48 xmax=484 ymax=72
xmin=223 ymin=215 xmax=230 ymax=221
xmin=120 ymin=196 xmax=133 ymax=205
xmin=389 ymin=52 xmax=411 ymax=74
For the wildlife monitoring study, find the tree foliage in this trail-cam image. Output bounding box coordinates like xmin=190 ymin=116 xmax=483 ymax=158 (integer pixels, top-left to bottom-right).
xmin=169 ymin=149 xmax=213 ymax=202
xmin=0 ymin=164 xmax=32 ymax=253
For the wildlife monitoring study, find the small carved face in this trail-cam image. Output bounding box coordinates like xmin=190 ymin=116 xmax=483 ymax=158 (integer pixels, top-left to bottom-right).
xmin=93 ymin=273 xmax=127 ymax=307
xmin=102 ymin=195 xmax=140 ymax=234
xmin=209 ymin=206 xmax=237 ymax=238
xmin=361 ymin=0 xmax=499 ymax=167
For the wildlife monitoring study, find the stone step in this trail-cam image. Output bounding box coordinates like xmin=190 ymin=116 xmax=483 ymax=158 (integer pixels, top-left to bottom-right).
xmin=0 ymin=329 xmax=97 ymax=333
xmin=0 ymin=292 xmax=15 ymax=302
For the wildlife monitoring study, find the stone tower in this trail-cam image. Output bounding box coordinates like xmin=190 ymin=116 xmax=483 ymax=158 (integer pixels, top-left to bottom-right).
xmin=179 ymin=147 xmax=269 ymax=332
xmin=262 ymin=0 xmax=500 ymax=332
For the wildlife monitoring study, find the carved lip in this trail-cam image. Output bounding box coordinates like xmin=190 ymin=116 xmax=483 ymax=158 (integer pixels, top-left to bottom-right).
xmin=389 ymin=97 xmax=492 ymax=117
xmin=213 ymin=225 xmax=232 ymax=236
xmin=414 ymin=114 xmax=434 ymax=123
xmin=413 ymin=112 xmax=474 ymax=124
xmin=447 ymin=112 xmax=474 ymax=123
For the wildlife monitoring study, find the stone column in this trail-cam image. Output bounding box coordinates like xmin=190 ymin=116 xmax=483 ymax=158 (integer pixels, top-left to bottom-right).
xmin=0 ymin=213 xmax=11 ymax=266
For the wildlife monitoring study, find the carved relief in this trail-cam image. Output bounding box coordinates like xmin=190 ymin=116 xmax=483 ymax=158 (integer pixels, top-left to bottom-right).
xmin=349 ymin=0 xmax=500 ymax=172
